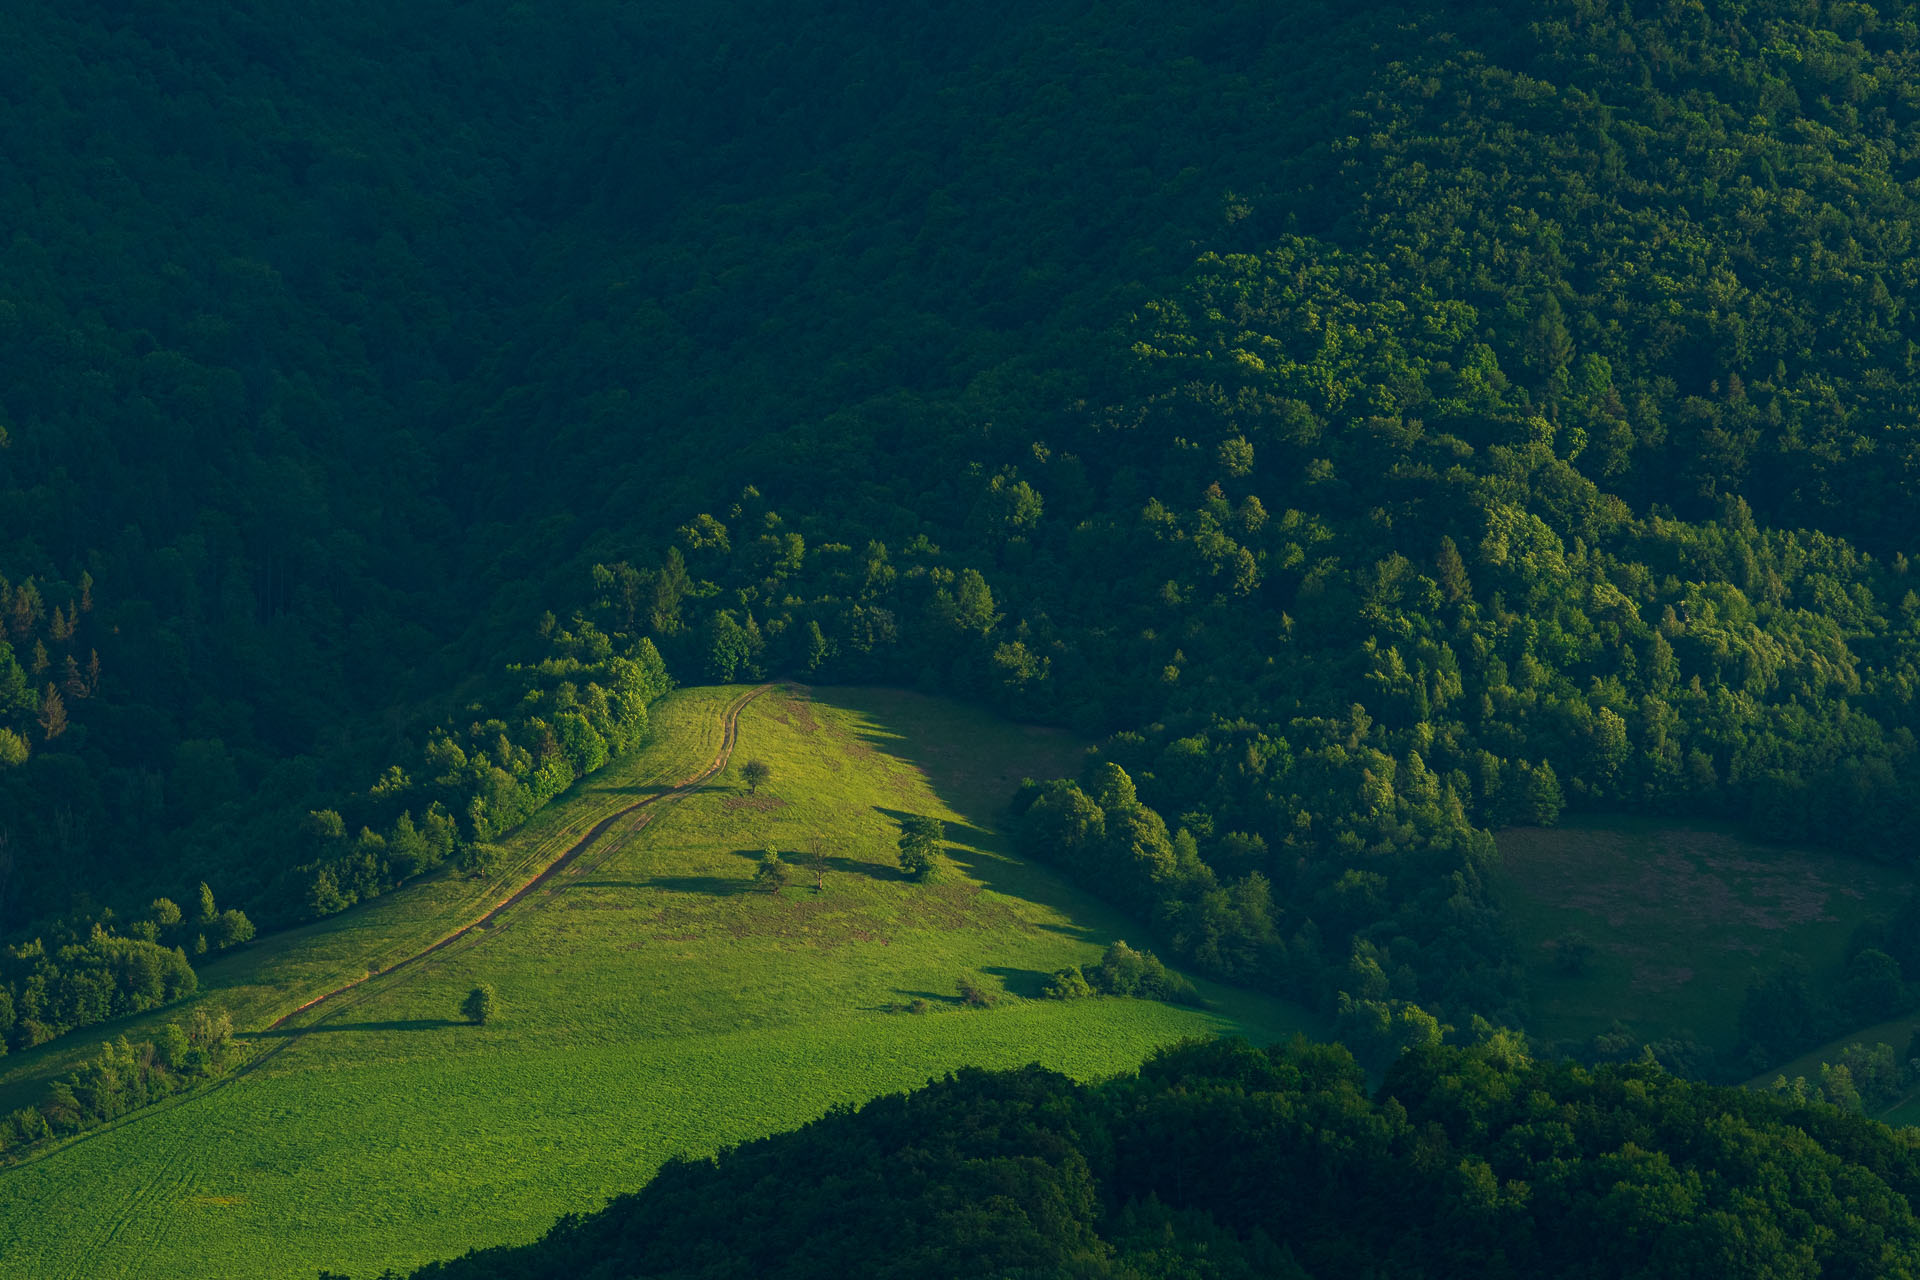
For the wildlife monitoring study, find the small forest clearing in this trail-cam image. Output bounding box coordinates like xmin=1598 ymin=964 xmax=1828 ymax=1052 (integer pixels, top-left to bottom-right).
xmin=1498 ymin=817 xmax=1909 ymax=1057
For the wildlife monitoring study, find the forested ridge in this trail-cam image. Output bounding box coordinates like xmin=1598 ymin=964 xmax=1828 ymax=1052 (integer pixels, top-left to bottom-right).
xmin=563 ymin=0 xmax=1920 ymax=1075
xmin=0 ymin=0 xmax=1917 ymax=1125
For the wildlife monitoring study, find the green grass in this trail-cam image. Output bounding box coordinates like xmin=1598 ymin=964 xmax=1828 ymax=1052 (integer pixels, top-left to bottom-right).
xmin=0 ymin=685 xmax=1317 ymax=1280
xmin=0 ymin=685 xmax=742 ymax=1116
xmin=1496 ymin=816 xmax=1909 ymax=1058
xmin=1744 ymin=1013 xmax=1920 ymax=1124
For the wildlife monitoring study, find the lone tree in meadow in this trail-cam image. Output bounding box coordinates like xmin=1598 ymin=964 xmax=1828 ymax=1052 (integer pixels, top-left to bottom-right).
xmin=462 ymin=983 xmax=498 ymax=1025
xmin=740 ymin=758 xmax=771 ymax=795
xmin=754 ymin=849 xmax=790 ymax=893
xmin=897 ymin=814 xmax=943 ymax=881
xmin=806 ymin=835 xmax=829 ymax=892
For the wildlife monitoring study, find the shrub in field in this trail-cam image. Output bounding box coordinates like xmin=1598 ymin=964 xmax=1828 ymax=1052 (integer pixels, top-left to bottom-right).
xmin=462 ymin=983 xmax=498 ymax=1025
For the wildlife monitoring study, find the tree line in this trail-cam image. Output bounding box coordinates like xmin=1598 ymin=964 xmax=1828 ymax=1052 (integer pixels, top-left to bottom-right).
xmin=1 ymin=1005 xmax=242 ymax=1160
xmin=0 ymin=883 xmax=250 ymax=1054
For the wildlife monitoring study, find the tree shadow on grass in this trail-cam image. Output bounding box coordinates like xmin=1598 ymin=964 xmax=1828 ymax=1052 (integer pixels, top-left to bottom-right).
xmin=1032 ymin=919 xmax=1101 ymax=940
xmin=241 ymin=1018 xmax=466 ymax=1039
xmin=816 ymin=688 xmax=1083 ymax=820
xmin=725 ymin=846 xmax=911 ymax=882
xmin=597 ymin=783 xmax=676 ymax=797
xmin=983 ymin=966 xmax=1054 ymax=999
xmin=821 ymin=854 xmax=909 ymax=882
xmin=872 ymin=805 xmax=1068 ymax=905
xmin=644 ymin=874 xmax=752 ymax=896
xmin=891 ymin=988 xmax=967 ymax=1007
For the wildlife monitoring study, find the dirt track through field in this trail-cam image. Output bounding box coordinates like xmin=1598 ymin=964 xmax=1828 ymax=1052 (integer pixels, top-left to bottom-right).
xmin=267 ymin=683 xmax=772 ymax=1030
xmin=3 ymin=685 xmax=772 ymax=1179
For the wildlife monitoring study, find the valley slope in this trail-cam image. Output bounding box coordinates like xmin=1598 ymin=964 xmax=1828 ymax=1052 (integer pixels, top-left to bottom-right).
xmin=0 ymin=685 xmax=1311 ymax=1280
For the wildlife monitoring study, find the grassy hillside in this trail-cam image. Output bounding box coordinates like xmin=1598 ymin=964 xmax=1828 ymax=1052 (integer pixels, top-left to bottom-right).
xmin=1496 ymin=818 xmax=1908 ymax=1060
xmin=0 ymin=685 xmax=740 ymax=1115
xmin=0 ymin=685 xmax=1314 ymax=1280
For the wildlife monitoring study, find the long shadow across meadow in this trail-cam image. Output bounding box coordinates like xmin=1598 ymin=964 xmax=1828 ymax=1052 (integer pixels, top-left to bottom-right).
xmin=242 ymin=1018 xmax=466 ymax=1039
xmin=869 ymin=803 xmax=1089 ymax=923
xmin=717 ymin=843 xmax=915 ymax=883
xmin=638 ymin=875 xmax=752 ymax=897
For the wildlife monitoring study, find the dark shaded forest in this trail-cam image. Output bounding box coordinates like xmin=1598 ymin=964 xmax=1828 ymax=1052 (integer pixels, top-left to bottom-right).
xmin=3 ymin=0 xmax=1920 ymax=1084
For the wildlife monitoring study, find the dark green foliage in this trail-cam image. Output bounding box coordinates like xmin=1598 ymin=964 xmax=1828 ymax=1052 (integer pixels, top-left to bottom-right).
xmin=1041 ymin=966 xmax=1095 ymax=1000
xmin=752 ymin=852 xmax=790 ymax=894
xmin=895 ymin=814 xmax=942 ymax=881
xmin=1088 ymin=941 xmax=1201 ymax=1007
xmin=287 ymin=629 xmax=669 ymax=922
xmin=739 ymin=759 xmax=771 ymax=795
xmin=1840 ymin=949 xmax=1909 ymax=1024
xmin=1044 ymin=942 xmax=1200 ymax=1007
xmin=1545 ymin=932 xmax=1595 ymax=977
xmin=1738 ymin=942 xmax=1919 ymax=1070
xmin=462 ymin=984 xmax=498 ymax=1027
xmin=1 ymin=925 xmax=198 ymax=1052
xmin=0 ymin=1006 xmax=239 ymax=1160
xmin=408 ymin=1036 xmax=1920 ymax=1279
xmin=5 ymin=0 xmax=1920 ymax=1080
xmin=1774 ymin=1042 xmax=1912 ymax=1115
xmin=1739 ymin=963 xmax=1821 ymax=1063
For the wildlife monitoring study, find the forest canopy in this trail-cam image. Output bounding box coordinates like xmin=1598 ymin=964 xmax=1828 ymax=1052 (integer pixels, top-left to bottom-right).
xmin=1 ymin=0 xmax=1919 ymax=1082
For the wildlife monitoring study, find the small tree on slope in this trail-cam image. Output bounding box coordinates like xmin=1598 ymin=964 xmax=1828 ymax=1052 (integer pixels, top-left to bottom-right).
xmin=462 ymin=983 xmax=498 ymax=1025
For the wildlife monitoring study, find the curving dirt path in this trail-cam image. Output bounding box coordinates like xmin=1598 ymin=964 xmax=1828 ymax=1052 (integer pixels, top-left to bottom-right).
xmin=10 ymin=684 xmax=774 ymax=1218
xmin=268 ymin=682 xmax=772 ymax=1031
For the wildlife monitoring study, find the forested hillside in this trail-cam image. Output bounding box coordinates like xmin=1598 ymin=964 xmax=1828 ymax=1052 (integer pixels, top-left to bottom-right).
xmin=4 ymin=0 xmax=1920 ymax=1080
xmin=409 ymin=1035 xmax=1920 ymax=1279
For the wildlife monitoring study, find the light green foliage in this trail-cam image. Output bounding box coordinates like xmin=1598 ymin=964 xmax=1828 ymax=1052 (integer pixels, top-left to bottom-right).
xmin=1042 ymin=965 xmax=1094 ymax=1000
xmin=0 ymin=686 xmax=1314 ymax=1278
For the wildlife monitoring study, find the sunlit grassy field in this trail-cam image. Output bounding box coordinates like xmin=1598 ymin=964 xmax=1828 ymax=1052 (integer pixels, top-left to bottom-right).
xmin=1496 ymin=817 xmax=1910 ymax=1058
xmin=0 ymin=685 xmax=1317 ymax=1279
xmin=0 ymin=685 xmax=743 ymax=1116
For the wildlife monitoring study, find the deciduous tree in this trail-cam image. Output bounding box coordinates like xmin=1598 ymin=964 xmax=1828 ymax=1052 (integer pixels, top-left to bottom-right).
xmin=462 ymin=983 xmax=498 ymax=1025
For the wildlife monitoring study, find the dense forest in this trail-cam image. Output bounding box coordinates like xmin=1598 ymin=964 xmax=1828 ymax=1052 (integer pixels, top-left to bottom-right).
xmin=11 ymin=0 xmax=1920 ymax=1272
xmin=1 ymin=0 xmax=1918 ymax=1092
xmin=401 ymin=1035 xmax=1920 ymax=1279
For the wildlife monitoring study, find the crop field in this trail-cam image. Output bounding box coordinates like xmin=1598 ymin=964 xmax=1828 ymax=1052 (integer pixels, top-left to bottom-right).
xmin=0 ymin=685 xmax=1316 ymax=1280
xmin=1496 ymin=817 xmax=1910 ymax=1057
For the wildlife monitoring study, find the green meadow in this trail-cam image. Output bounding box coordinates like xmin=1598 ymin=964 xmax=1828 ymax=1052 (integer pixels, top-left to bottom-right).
xmin=1496 ymin=817 xmax=1909 ymax=1058
xmin=0 ymin=685 xmax=1316 ymax=1280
